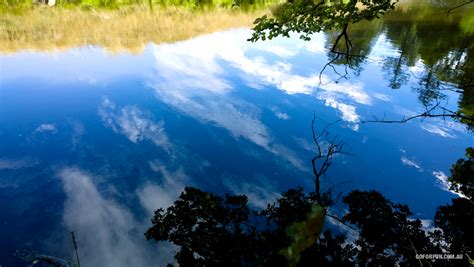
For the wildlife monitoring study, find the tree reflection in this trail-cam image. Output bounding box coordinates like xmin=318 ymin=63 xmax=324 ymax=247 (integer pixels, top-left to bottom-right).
xmin=330 ymin=1 xmax=474 ymax=127
xmin=322 ymin=20 xmax=383 ymax=78
xmin=384 ymin=3 xmax=473 ymax=125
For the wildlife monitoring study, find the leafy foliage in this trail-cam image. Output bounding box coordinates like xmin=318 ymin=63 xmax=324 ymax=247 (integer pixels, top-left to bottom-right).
xmin=145 ymin=187 xmax=329 ymax=266
xmin=248 ymin=0 xmax=397 ymax=43
xmin=449 ymin=147 xmax=474 ymax=199
xmin=433 ymin=147 xmax=474 ymax=260
xmin=342 ymin=190 xmax=439 ymax=266
xmin=434 ymin=198 xmax=474 ymax=258
xmin=145 ymin=186 xmax=474 ymax=266
xmin=146 ymin=145 xmax=474 ymax=266
xmin=145 ymin=187 xmax=256 ymax=266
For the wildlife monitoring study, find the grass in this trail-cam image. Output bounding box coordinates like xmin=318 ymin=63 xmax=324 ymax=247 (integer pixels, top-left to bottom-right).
xmin=0 ymin=4 xmax=270 ymax=52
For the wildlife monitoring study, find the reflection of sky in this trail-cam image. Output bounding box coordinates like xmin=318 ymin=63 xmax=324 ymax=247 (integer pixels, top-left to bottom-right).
xmin=1 ymin=29 xmax=473 ymax=265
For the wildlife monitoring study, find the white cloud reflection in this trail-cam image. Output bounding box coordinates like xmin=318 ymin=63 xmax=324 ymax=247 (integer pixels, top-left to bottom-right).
xmin=59 ymin=168 xmax=176 ymax=267
xmin=149 ymin=29 xmax=369 ymax=136
xmin=223 ymin=177 xmax=280 ymax=209
xmin=0 ymin=158 xmax=38 ymax=170
xmin=271 ymin=106 xmax=289 ymax=120
xmin=321 ymin=96 xmax=360 ymax=123
xmin=298 ymin=32 xmax=327 ymax=54
xmin=373 ymin=93 xmax=391 ymax=102
xmin=98 ymin=97 xmax=172 ymax=152
xmin=148 ymin=29 xmax=373 ymax=168
xmin=254 ymin=45 xmax=297 ymax=58
xmin=35 ymin=123 xmax=57 ymax=133
xmin=432 ymin=171 xmax=466 ymax=198
xmin=421 ymin=123 xmax=456 ymax=139
xmin=149 ymin=31 xmax=309 ymax=169
xmin=137 ymin=160 xmax=188 ymax=216
xmin=401 ymin=156 xmax=423 ymax=172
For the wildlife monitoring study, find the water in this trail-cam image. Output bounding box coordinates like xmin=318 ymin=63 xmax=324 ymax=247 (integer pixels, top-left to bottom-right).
xmin=1 ymin=5 xmax=473 ymax=266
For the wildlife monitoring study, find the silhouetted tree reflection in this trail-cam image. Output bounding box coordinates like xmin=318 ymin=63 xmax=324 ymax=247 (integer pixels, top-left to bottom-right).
xmin=146 ymin=166 xmax=473 ymax=266
xmin=375 ymin=2 xmax=474 ymax=125
xmin=379 ymin=22 xmax=414 ymax=89
xmin=382 ymin=55 xmax=410 ymax=90
xmin=146 ymin=139 xmax=473 ymax=265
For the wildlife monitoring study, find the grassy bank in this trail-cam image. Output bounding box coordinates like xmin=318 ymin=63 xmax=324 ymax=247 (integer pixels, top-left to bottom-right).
xmin=0 ymin=5 xmax=269 ymax=52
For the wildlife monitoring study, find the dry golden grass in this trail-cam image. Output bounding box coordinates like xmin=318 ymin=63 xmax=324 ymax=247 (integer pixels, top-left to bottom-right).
xmin=0 ymin=5 xmax=266 ymax=53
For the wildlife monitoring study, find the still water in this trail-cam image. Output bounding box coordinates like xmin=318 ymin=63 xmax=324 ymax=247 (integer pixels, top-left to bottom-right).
xmin=1 ymin=5 xmax=473 ymax=266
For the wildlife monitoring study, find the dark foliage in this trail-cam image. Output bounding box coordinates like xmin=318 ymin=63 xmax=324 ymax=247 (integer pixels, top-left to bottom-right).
xmin=342 ymin=190 xmax=439 ymax=266
xmin=432 ymin=147 xmax=474 ymax=261
xmin=145 ymin=185 xmax=473 ymax=266
xmin=448 ymin=147 xmax=474 ymax=199
xmin=434 ymin=198 xmax=474 ymax=258
xmin=145 ymin=187 xmax=257 ymax=266
xmin=248 ymin=0 xmax=397 ymax=43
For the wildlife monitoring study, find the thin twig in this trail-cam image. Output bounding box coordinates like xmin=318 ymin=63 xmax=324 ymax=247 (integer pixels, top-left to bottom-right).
xmin=325 ymin=213 xmax=357 ymax=231
xmin=71 ymin=232 xmax=81 ymax=267
xmin=447 ymin=0 xmax=474 ymax=14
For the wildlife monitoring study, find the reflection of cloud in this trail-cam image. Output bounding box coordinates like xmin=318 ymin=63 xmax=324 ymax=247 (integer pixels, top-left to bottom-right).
xmin=401 ymin=156 xmax=423 ymax=171
xmin=432 ymin=171 xmax=466 ymax=198
xmin=35 ymin=123 xmax=57 ymax=133
xmin=150 ymin=29 xmax=368 ymax=130
xmin=443 ymin=121 xmax=468 ymax=133
xmin=270 ymin=106 xmax=289 ymax=120
xmin=270 ymin=144 xmax=305 ymax=170
xmin=275 ymin=112 xmax=289 ymax=120
xmin=70 ymin=120 xmax=85 ymax=149
xmin=318 ymin=78 xmax=371 ymax=105
xmin=299 ymin=33 xmax=327 ymax=54
xmin=326 ymin=207 xmax=359 ymax=244
xmin=232 ymin=56 xmax=371 ymax=106
xmin=149 ymin=32 xmax=305 ymax=169
xmin=294 ymin=137 xmax=313 ymax=152
xmin=420 ymin=219 xmax=433 ymax=230
xmin=408 ymin=60 xmax=425 ymax=75
xmin=0 ymin=158 xmax=37 ymax=170
xmin=137 ymin=161 xmax=187 ymax=216
xmin=419 ymin=219 xmax=438 ymax=233
xmin=392 ymin=105 xmax=418 ymax=118
xmin=254 ymin=45 xmax=297 ymax=58
xmin=98 ymin=97 xmax=172 ymax=152
xmin=155 ymin=88 xmax=271 ymax=148
xmin=223 ymin=177 xmax=280 ymax=209
xmin=322 ymin=96 xmax=360 ymax=123
xmin=373 ymin=93 xmax=391 ymax=102
xmin=59 ymin=168 xmax=176 ymax=267
xmin=421 ymin=123 xmax=456 ymax=139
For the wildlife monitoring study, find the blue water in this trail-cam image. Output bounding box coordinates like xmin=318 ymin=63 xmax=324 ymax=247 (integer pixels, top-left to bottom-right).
xmin=0 ymin=29 xmax=472 ymax=266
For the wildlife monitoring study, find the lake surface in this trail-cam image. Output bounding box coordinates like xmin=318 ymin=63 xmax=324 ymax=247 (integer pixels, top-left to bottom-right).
xmin=1 ymin=5 xmax=473 ymax=266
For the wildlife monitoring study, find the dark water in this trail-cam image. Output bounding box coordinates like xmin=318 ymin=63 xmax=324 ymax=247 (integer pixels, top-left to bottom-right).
xmin=1 ymin=3 xmax=473 ymax=266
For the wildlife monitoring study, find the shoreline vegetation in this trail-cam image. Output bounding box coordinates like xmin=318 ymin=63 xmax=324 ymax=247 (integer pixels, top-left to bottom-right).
xmin=0 ymin=2 xmax=276 ymax=53
xmin=1 ymin=0 xmax=472 ymax=53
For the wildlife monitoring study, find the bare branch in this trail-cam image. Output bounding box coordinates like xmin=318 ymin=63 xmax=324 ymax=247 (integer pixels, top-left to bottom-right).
xmin=311 ymin=116 xmax=352 ymax=204
xmin=447 ymin=0 xmax=474 ymax=14
xmin=325 ymin=213 xmax=357 ymax=231
xmin=362 ymin=111 xmax=473 ymax=124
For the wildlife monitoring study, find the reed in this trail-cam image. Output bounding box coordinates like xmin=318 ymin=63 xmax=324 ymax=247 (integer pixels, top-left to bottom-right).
xmin=0 ymin=5 xmax=269 ymax=52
